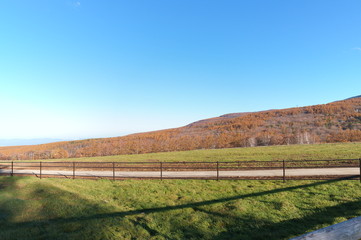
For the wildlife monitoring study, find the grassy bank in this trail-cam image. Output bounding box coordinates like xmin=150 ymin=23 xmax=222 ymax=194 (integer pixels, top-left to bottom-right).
xmin=35 ymin=142 xmax=361 ymax=162
xmin=1 ymin=176 xmax=361 ymax=239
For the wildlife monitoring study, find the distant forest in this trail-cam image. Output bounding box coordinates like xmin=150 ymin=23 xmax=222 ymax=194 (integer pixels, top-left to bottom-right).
xmin=1 ymin=97 xmax=361 ymax=160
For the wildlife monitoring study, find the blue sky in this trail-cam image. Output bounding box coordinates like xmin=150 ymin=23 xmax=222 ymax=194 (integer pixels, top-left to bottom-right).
xmin=0 ymin=0 xmax=360 ymax=140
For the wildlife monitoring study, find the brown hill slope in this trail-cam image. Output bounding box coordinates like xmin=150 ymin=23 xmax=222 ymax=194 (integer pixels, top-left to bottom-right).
xmin=1 ymin=97 xmax=361 ymax=160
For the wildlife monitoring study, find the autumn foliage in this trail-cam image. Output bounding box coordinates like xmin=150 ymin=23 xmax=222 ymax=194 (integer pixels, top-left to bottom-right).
xmin=1 ymin=97 xmax=361 ymax=160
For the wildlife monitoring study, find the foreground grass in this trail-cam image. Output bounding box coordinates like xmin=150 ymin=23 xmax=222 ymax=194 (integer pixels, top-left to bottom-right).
xmin=41 ymin=142 xmax=361 ymax=162
xmin=1 ymin=176 xmax=361 ymax=240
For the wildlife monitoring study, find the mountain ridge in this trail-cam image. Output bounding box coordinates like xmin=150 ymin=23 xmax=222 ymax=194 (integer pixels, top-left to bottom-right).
xmin=347 ymin=95 xmax=361 ymax=100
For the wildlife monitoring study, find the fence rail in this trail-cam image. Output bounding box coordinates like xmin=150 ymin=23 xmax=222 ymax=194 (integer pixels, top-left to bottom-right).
xmin=0 ymin=159 xmax=360 ymax=181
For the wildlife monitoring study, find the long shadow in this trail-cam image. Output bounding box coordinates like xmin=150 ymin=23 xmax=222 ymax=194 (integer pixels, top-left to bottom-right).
xmin=271 ymin=198 xmax=361 ymax=239
xmin=211 ymin=196 xmax=361 ymax=240
xmin=128 ymin=218 xmax=171 ymax=239
xmin=0 ymin=177 xmax=19 ymax=223
xmin=6 ymin=177 xmax=356 ymax=228
xmin=189 ymin=197 xmax=361 ymax=240
xmin=0 ymin=177 xmax=127 ymax=240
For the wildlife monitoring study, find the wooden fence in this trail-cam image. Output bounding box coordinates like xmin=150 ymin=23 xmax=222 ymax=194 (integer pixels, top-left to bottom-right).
xmin=0 ymin=159 xmax=360 ymax=181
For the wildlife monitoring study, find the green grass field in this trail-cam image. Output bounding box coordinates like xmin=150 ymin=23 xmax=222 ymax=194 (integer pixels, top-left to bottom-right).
xmin=1 ymin=142 xmax=361 ymax=240
xmin=1 ymin=177 xmax=361 ymax=240
xmin=46 ymin=142 xmax=361 ymax=162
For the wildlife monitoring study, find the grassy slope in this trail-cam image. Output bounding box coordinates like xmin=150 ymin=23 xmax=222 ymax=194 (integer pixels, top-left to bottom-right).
xmin=44 ymin=142 xmax=361 ymax=162
xmin=1 ymin=177 xmax=361 ymax=240
xmin=1 ymin=143 xmax=361 ymax=240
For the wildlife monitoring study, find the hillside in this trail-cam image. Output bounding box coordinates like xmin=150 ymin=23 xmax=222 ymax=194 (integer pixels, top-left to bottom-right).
xmin=1 ymin=97 xmax=361 ymax=160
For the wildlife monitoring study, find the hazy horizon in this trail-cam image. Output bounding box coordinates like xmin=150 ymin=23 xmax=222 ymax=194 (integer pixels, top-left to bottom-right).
xmin=0 ymin=131 xmax=135 ymax=147
xmin=0 ymin=138 xmax=67 ymax=147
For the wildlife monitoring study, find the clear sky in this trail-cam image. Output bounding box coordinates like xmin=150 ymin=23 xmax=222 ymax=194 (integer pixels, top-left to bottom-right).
xmin=0 ymin=0 xmax=360 ymax=140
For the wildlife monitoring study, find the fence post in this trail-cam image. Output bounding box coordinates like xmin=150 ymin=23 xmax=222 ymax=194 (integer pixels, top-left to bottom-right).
xmin=40 ymin=162 xmax=42 ymax=179
xmin=160 ymin=162 xmax=163 ymax=180
xmin=217 ymin=161 xmax=219 ymax=181
xmin=359 ymin=158 xmax=361 ymax=183
xmin=283 ymin=160 xmax=286 ymax=183
xmin=73 ymin=162 xmax=75 ymax=180
xmin=113 ymin=162 xmax=115 ymax=181
xmin=11 ymin=161 xmax=14 ymax=177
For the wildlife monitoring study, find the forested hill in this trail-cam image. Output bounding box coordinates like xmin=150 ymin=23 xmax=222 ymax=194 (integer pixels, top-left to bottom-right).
xmin=1 ymin=97 xmax=361 ymax=160
xmin=348 ymin=95 xmax=361 ymax=99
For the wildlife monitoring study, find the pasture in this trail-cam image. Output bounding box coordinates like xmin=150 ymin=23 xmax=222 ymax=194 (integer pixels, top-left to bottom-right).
xmin=31 ymin=142 xmax=361 ymax=162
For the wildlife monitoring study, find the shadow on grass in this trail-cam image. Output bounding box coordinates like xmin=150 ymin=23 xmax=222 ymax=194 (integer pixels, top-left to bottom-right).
xmin=1 ymin=176 xmax=361 ymax=239
xmin=0 ymin=177 xmax=19 ymax=226
xmin=199 ymin=197 xmax=361 ymax=239
xmin=0 ymin=177 xmax=126 ymax=240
